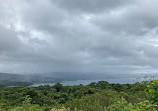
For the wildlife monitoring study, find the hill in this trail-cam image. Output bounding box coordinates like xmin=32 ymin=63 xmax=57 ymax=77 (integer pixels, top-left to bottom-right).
xmin=0 ymin=73 xmax=62 ymax=87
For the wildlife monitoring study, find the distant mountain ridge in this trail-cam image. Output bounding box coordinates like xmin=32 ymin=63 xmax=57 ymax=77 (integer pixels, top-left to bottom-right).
xmin=0 ymin=72 xmax=62 ymax=88
xmin=0 ymin=72 xmax=157 ymax=88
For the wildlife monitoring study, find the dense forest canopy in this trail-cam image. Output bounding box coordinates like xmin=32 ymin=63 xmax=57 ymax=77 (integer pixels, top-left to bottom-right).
xmin=0 ymin=79 xmax=158 ymax=111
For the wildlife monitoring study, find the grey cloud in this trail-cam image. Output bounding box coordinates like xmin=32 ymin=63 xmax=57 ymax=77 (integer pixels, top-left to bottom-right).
xmin=0 ymin=0 xmax=158 ymax=75
xmin=91 ymin=0 xmax=158 ymax=36
xmin=0 ymin=26 xmax=21 ymax=51
xmin=53 ymin=0 xmax=133 ymax=14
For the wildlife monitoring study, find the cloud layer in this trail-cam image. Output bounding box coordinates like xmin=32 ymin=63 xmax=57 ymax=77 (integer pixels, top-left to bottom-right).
xmin=0 ymin=0 xmax=158 ymax=75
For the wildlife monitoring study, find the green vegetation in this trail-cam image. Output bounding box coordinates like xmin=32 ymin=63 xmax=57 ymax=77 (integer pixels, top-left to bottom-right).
xmin=0 ymin=81 xmax=32 ymax=88
xmin=0 ymin=79 xmax=158 ymax=111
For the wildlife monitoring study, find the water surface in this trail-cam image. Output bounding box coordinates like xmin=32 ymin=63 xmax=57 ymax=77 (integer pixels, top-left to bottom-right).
xmin=31 ymin=77 xmax=147 ymax=87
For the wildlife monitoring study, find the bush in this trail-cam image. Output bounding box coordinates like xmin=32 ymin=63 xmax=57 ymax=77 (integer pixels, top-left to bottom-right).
xmin=64 ymin=90 xmax=120 ymax=111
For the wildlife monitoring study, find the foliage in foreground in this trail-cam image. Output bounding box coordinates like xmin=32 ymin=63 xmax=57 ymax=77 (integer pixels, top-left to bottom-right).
xmin=0 ymin=79 xmax=158 ymax=111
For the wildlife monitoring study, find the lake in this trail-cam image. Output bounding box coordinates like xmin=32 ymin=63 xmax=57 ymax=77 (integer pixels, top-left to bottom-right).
xmin=30 ymin=77 xmax=149 ymax=87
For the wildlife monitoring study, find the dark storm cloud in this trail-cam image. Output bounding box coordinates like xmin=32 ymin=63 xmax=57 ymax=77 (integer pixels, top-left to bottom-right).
xmin=53 ymin=0 xmax=133 ymax=13
xmin=0 ymin=0 xmax=158 ymax=74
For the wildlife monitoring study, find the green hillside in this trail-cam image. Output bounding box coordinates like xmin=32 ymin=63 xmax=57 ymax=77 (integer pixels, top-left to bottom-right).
xmin=0 ymin=80 xmax=158 ymax=111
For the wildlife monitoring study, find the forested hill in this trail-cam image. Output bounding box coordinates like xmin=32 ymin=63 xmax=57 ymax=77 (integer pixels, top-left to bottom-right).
xmin=0 ymin=73 xmax=62 ymax=88
xmin=0 ymin=80 xmax=158 ymax=111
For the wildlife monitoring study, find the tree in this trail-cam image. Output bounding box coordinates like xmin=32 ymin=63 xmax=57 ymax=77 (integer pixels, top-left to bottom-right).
xmin=97 ymin=81 xmax=110 ymax=89
xmin=53 ymin=83 xmax=63 ymax=92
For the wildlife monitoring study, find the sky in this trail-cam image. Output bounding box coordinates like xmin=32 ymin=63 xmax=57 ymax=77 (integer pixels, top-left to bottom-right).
xmin=0 ymin=0 xmax=158 ymax=75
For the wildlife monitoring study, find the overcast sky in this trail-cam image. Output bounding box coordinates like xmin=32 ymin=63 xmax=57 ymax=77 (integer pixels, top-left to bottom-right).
xmin=0 ymin=0 xmax=158 ymax=75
